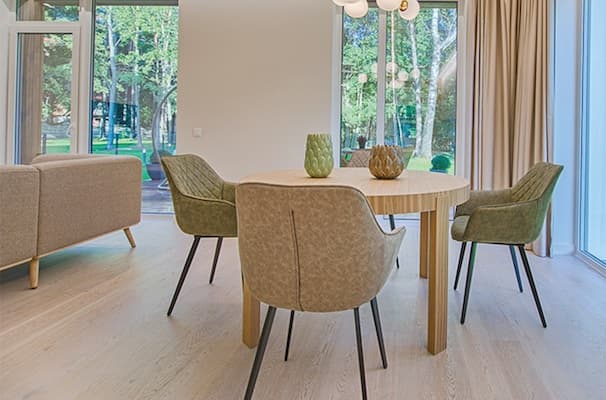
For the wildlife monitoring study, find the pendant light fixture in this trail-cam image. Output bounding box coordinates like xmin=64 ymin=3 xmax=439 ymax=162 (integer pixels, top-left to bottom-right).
xmin=399 ymin=0 xmax=420 ymax=20
xmin=343 ymin=0 xmax=369 ymax=18
xmin=332 ymin=0 xmax=359 ymax=5
xmin=333 ymin=0 xmax=419 ymax=20
xmin=376 ymin=0 xmax=401 ymax=12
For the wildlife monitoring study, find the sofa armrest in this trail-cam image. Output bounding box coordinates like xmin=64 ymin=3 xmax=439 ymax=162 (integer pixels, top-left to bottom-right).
xmin=33 ymin=156 xmax=142 ymax=255
xmin=0 ymin=166 xmax=39 ymax=267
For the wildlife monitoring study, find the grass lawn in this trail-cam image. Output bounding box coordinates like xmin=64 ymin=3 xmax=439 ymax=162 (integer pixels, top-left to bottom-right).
xmin=407 ymin=157 xmax=455 ymax=175
xmin=45 ymin=137 xmax=172 ymax=181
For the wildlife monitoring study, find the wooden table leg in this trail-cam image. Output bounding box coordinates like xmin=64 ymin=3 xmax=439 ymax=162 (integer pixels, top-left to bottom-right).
xmin=427 ymin=200 xmax=449 ymax=354
xmin=419 ymin=211 xmax=430 ymax=279
xmin=242 ymin=278 xmax=260 ymax=348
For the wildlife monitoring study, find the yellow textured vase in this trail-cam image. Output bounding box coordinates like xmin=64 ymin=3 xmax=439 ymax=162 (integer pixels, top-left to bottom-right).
xmin=368 ymin=145 xmax=405 ymax=179
xmin=304 ymin=133 xmax=334 ymax=178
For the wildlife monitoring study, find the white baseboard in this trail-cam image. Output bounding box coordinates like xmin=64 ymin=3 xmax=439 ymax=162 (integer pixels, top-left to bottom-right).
xmin=576 ymin=252 xmax=606 ymax=278
xmin=551 ymin=242 xmax=576 ymax=256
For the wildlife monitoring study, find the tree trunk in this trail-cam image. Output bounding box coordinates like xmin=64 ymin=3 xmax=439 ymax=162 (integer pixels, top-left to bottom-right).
xmin=161 ymin=10 xmax=173 ymax=151
xmin=133 ymin=30 xmax=142 ymax=149
xmin=107 ymin=9 xmax=118 ymax=151
xmin=409 ymin=21 xmax=424 ymax=157
xmin=390 ymin=12 xmax=403 ymax=146
xmin=419 ymin=9 xmax=442 ymax=160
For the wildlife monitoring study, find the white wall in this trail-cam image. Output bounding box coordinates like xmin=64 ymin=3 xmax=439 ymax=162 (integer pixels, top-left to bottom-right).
xmin=551 ymin=0 xmax=582 ymax=256
xmin=176 ymin=0 xmax=335 ymax=181
xmin=0 ymin=0 xmax=10 ymax=165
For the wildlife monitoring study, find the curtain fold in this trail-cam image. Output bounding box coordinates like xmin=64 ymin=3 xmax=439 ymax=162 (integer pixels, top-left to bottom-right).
xmin=466 ymin=0 xmax=551 ymax=256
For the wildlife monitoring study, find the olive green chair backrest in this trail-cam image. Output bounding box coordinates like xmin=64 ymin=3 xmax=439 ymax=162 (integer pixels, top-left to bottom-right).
xmin=161 ymin=154 xmax=237 ymax=238
xmin=161 ymin=154 xmax=224 ymax=200
xmin=511 ymin=162 xmax=563 ymax=203
xmin=512 ymin=162 xmax=563 ymax=239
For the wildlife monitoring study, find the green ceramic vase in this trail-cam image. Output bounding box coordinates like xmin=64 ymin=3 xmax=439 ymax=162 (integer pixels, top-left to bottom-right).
xmin=304 ymin=133 xmax=334 ymax=178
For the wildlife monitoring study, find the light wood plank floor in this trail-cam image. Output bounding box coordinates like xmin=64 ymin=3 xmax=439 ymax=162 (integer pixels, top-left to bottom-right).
xmin=1 ymin=215 xmax=605 ymax=400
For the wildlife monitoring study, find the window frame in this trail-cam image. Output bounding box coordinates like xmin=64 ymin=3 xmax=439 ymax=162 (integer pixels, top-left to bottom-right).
xmin=578 ymin=0 xmax=606 ymax=269
xmin=3 ymin=1 xmax=93 ymax=163
xmin=331 ymin=0 xmax=468 ymax=177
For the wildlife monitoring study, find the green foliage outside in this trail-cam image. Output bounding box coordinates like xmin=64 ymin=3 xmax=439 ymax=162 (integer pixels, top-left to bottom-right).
xmin=44 ymin=137 xmax=157 ymax=181
xmin=92 ymin=6 xmax=178 ymax=160
xmin=39 ymin=5 xmax=179 ymax=179
xmin=341 ymin=6 xmax=458 ymax=174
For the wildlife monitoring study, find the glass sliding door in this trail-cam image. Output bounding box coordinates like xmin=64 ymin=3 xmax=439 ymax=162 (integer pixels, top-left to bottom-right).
xmin=580 ymin=0 xmax=606 ymax=266
xmin=91 ymin=2 xmax=179 ymax=213
xmin=340 ymin=8 xmax=379 ymax=165
xmin=14 ymin=32 xmax=78 ymax=164
xmin=385 ymin=4 xmax=457 ymax=174
xmin=339 ymin=2 xmax=458 ymax=174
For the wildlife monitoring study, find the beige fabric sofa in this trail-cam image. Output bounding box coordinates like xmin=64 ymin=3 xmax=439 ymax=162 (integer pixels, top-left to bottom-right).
xmin=0 ymin=154 xmax=141 ymax=288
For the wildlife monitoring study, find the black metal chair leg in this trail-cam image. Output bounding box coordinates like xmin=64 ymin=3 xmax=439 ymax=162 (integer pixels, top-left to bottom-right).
xmin=284 ymin=310 xmax=295 ymax=361
xmin=370 ymin=298 xmax=388 ymax=369
xmin=353 ymin=308 xmax=368 ymax=400
xmin=209 ymin=237 xmax=223 ymax=284
xmin=509 ymin=245 xmax=524 ymax=293
xmin=454 ymin=242 xmax=467 ymax=290
xmin=517 ymin=246 xmax=547 ymax=328
xmin=388 ymin=215 xmax=400 ymax=269
xmin=167 ymin=236 xmax=201 ymax=316
xmin=460 ymin=242 xmax=477 ymax=324
xmin=244 ymin=306 xmax=277 ymax=400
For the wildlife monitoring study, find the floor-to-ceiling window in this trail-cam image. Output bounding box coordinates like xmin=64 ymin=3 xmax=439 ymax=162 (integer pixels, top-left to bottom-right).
xmin=7 ymin=1 xmax=179 ymax=213
xmin=11 ymin=1 xmax=82 ymax=164
xmin=340 ymin=1 xmax=458 ymax=174
xmin=91 ymin=1 xmax=178 ymax=213
xmin=580 ymin=0 xmax=606 ymax=267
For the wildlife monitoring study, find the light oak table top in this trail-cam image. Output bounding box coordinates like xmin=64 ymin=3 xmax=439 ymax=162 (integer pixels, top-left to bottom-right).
xmin=240 ymin=168 xmax=470 ymax=355
xmin=240 ymin=168 xmax=470 ymax=215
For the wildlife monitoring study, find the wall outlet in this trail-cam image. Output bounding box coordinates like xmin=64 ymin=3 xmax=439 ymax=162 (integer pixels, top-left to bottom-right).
xmin=192 ymin=128 xmax=203 ymax=138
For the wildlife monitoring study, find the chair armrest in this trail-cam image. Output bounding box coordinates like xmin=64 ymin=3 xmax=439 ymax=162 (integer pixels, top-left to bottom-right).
xmin=463 ymin=200 xmax=541 ymax=244
xmin=222 ymin=181 xmax=237 ymax=203
xmin=382 ymin=226 xmax=406 ymax=275
xmin=455 ymin=189 xmax=512 ymax=217
xmin=173 ymin=194 xmax=237 ymax=237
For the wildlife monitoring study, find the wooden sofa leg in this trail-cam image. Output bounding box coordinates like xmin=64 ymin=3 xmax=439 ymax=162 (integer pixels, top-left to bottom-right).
xmin=29 ymin=257 xmax=39 ymax=289
xmin=124 ymin=228 xmax=136 ymax=248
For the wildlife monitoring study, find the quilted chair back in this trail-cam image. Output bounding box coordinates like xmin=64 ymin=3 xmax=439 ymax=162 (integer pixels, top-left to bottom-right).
xmin=511 ymin=162 xmax=564 ymax=241
xmin=236 ymin=183 xmax=402 ymax=313
xmin=161 ymin=154 xmax=224 ymax=200
xmin=161 ymin=154 xmax=237 ymax=237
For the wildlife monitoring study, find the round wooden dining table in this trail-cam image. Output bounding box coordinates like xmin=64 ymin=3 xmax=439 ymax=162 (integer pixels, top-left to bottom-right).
xmin=239 ymin=168 xmax=470 ymax=355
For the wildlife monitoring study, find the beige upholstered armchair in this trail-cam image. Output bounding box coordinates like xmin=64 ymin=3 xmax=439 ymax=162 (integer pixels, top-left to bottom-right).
xmin=236 ymin=183 xmax=406 ymax=400
xmin=451 ymin=162 xmax=563 ymax=327
xmin=345 ymin=150 xmax=400 ymax=269
xmin=161 ymin=154 xmax=237 ymax=316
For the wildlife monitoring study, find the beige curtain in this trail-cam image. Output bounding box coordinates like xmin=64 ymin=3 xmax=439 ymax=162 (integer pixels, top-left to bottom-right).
xmin=465 ymin=0 xmax=551 ymax=255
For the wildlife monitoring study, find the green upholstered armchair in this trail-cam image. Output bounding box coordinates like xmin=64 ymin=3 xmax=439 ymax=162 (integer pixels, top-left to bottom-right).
xmin=161 ymin=154 xmax=237 ymax=316
xmin=451 ymin=162 xmax=563 ymax=327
